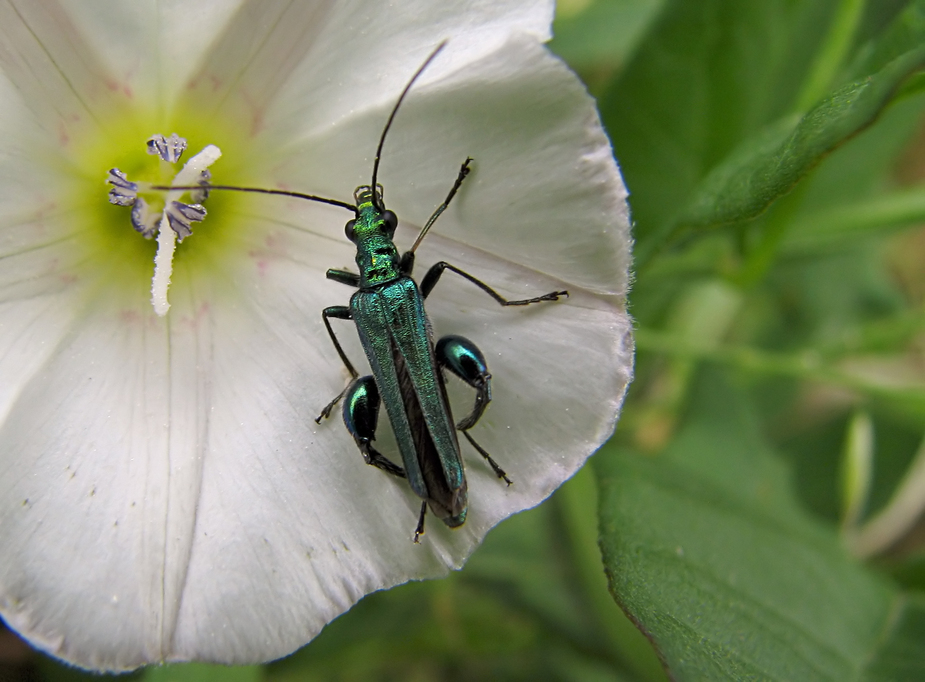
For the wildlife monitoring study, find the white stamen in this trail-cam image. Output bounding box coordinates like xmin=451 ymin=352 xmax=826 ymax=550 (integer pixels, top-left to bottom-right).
xmin=151 ymin=144 xmax=222 ymax=316
xmin=151 ymin=223 xmax=177 ymax=317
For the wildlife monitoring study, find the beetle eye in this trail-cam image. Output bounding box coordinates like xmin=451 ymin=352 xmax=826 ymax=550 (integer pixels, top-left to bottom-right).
xmin=344 ymin=219 xmax=357 ymax=242
xmin=382 ymin=210 xmax=398 ymax=236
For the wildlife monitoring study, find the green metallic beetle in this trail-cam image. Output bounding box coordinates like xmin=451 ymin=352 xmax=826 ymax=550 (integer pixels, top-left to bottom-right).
xmin=314 ymin=43 xmax=567 ymax=540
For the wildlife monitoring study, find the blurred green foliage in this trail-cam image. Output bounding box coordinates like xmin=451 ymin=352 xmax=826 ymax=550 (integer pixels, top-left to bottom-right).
xmin=7 ymin=0 xmax=925 ymax=679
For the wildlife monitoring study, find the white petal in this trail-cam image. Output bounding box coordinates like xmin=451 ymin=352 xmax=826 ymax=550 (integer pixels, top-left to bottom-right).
xmin=0 ymin=2 xmax=123 ymax=152
xmin=0 ymin=1 xmax=300 ymax=126
xmin=172 ymin=0 xmax=341 ymax=132
xmin=0 ymin=243 xmax=168 ymax=671
xmin=176 ymin=0 xmax=554 ymax=149
xmin=54 ymin=0 xmax=250 ymax=114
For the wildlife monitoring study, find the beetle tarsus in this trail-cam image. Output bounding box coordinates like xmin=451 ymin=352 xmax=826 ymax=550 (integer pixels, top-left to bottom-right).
xmin=359 ymin=438 xmax=406 ymax=478
xmin=413 ymin=501 xmax=428 ymax=543
xmin=462 ymin=430 xmax=512 ymax=485
xmin=316 ymin=387 xmax=348 ymax=423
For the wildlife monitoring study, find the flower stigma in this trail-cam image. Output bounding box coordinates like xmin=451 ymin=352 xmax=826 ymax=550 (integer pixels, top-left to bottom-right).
xmin=106 ymin=134 xmax=222 ymax=316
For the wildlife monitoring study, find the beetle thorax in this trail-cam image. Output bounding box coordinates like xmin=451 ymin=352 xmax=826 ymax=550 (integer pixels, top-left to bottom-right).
xmin=355 ymin=233 xmax=400 ymax=287
xmin=352 ymin=198 xmax=401 ymax=288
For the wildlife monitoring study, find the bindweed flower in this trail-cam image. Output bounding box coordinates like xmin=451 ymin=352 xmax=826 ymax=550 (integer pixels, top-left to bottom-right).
xmin=0 ymin=0 xmax=633 ymax=672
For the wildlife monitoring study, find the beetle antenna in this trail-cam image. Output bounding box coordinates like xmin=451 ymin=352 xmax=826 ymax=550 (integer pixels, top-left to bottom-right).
xmin=151 ymin=184 xmax=357 ymax=213
xmin=370 ymin=40 xmax=448 ymax=210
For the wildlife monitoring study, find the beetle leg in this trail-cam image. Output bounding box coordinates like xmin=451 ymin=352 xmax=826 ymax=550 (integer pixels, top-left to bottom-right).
xmin=461 ymin=431 xmax=512 ymax=486
xmin=342 ymin=375 xmax=406 ymax=479
xmin=435 ymin=335 xmax=512 ymax=485
xmin=435 ymin=335 xmax=491 ymax=430
xmin=413 ymin=501 xmax=428 ymax=543
xmin=325 ymin=268 xmax=360 ymax=288
xmin=420 ymin=261 xmax=568 ymax=305
xmin=316 ymin=305 xmax=358 ymax=422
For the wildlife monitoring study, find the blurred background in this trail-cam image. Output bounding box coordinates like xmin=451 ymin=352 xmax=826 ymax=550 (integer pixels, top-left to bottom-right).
xmin=5 ymin=0 xmax=925 ymax=679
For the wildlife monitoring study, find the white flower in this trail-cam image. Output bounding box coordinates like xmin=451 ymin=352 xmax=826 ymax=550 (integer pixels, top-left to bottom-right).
xmin=0 ymin=0 xmax=632 ymax=672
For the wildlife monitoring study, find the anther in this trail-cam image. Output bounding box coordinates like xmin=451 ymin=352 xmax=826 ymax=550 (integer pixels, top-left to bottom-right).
xmin=164 ymin=201 xmax=207 ymax=241
xmin=107 ymin=169 xmax=138 ymax=206
xmin=147 ymin=133 xmax=187 ymax=163
xmin=130 ymin=199 xmax=159 ymax=239
xmin=192 ymin=169 xmax=212 ymax=203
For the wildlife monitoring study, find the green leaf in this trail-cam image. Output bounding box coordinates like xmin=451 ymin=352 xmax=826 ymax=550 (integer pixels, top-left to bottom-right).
xmin=793 ymin=0 xmax=866 ymax=111
xmin=676 ymin=45 xmax=925 ymax=233
xmin=601 ymin=0 xmax=839 ymax=253
xmin=550 ymin=0 xmax=665 ymax=76
xmin=783 ymin=184 xmax=925 ymax=252
xmin=597 ymin=370 xmax=925 ymax=680
xmin=861 ymin=596 xmax=925 ymax=681
xmin=849 ymin=0 xmax=925 ymax=79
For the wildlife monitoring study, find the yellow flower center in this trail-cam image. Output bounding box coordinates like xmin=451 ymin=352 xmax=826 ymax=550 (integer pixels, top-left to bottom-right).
xmin=107 ymin=134 xmax=221 ymax=315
